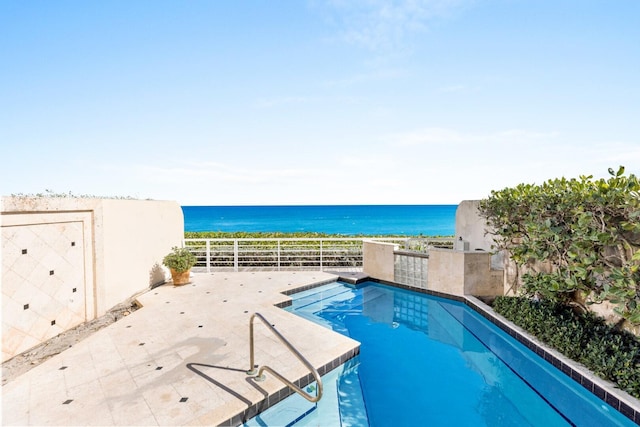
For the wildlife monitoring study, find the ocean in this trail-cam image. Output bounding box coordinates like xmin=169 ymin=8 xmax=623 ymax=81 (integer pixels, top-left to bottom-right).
xmin=181 ymin=205 xmax=457 ymax=236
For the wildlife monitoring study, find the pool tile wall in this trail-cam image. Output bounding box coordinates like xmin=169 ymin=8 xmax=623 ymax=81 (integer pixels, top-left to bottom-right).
xmin=280 ymin=277 xmax=339 ymax=298
xmin=465 ymin=296 xmax=640 ymax=425
xmin=267 ymin=276 xmax=640 ymax=426
xmin=371 ymin=277 xmax=640 ymax=425
xmin=219 ymin=347 xmax=360 ymax=427
xmin=219 ymin=277 xmax=359 ymax=427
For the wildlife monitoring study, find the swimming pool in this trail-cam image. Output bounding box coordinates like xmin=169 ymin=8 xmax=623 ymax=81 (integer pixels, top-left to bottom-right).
xmin=245 ymin=281 xmax=636 ymax=426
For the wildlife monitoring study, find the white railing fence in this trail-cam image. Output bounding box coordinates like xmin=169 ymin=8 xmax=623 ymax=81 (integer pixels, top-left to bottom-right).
xmin=184 ymin=237 xmax=454 ymax=272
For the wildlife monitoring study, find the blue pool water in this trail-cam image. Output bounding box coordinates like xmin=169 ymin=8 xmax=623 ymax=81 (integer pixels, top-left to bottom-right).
xmin=246 ymin=281 xmax=635 ymax=426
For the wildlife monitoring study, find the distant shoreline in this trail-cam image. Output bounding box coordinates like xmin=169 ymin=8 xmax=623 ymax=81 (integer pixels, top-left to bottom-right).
xmin=184 ymin=231 xmax=455 ymax=238
xmin=182 ymin=205 xmax=457 ymax=236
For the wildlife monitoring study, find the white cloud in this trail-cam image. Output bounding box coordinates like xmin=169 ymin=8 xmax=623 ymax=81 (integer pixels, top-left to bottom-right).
xmin=438 ymin=84 xmax=466 ymax=93
xmin=253 ymin=97 xmax=313 ymax=109
xmin=318 ymin=0 xmax=470 ymax=51
xmin=135 ymin=161 xmax=327 ymax=186
xmin=369 ymin=127 xmax=640 ymax=203
xmin=389 ymin=127 xmax=467 ymax=146
xmin=322 ymin=68 xmax=406 ymax=87
xmin=53 ymin=132 xmax=640 ymax=206
xmin=388 ymin=127 xmax=561 ymax=147
xmin=587 ymin=141 xmax=640 ymax=166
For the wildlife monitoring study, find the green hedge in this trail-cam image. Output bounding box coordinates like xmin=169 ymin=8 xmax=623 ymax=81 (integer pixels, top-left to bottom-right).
xmin=184 ymin=231 xmax=454 ymax=239
xmin=493 ymin=296 xmax=640 ymax=399
xmin=185 ymin=231 xmax=339 ymax=239
xmin=479 ymin=166 xmax=640 ymax=323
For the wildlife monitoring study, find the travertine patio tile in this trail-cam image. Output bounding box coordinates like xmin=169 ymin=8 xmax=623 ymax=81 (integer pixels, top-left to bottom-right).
xmin=2 ymin=271 xmax=360 ymax=426
xmin=65 ymin=379 xmax=115 ymax=425
xmin=1 ymin=382 xmax=30 ymax=424
xmin=98 ymin=369 xmax=138 ymax=396
xmin=26 ymin=400 xmax=73 ymax=426
xmin=108 ymin=395 xmax=158 ymax=426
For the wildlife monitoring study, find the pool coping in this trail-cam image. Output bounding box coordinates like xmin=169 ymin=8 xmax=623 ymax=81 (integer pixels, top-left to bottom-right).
xmin=370 ymin=277 xmax=640 ymax=425
xmin=465 ymin=295 xmax=640 ymax=425
xmin=231 ymin=276 xmax=640 ymax=426
xmin=218 ymin=277 xmax=360 ymax=427
xmin=219 ymin=346 xmax=360 ymax=427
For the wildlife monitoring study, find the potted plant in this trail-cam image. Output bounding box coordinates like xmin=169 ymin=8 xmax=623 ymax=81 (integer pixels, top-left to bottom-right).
xmin=162 ymin=246 xmax=196 ymax=286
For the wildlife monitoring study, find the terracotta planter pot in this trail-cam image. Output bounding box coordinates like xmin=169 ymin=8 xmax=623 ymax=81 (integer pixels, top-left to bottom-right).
xmin=170 ymin=269 xmax=191 ymax=286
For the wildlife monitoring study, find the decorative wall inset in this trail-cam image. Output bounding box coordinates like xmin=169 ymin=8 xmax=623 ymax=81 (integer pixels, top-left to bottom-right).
xmin=394 ymin=252 xmax=428 ymax=289
xmin=2 ymin=197 xmax=184 ymax=363
xmin=2 ymin=221 xmax=86 ymax=361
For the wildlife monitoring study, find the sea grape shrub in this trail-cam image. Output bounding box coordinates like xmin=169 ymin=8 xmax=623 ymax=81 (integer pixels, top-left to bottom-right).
xmin=479 ymin=166 xmax=640 ymax=324
xmin=184 ymin=231 xmax=338 ymax=239
xmin=493 ymin=296 xmax=640 ymax=398
xmin=183 ymin=231 xmax=455 ymax=239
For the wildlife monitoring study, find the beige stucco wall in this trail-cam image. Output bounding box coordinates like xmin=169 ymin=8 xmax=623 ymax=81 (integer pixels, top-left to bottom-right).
xmin=362 ymin=202 xmax=505 ymax=298
xmin=427 ymin=248 xmax=504 ymax=297
xmin=455 ymin=200 xmax=493 ymax=251
xmin=462 ymin=251 xmax=504 ymax=296
xmin=427 ymin=248 xmax=466 ymax=295
xmin=2 ymin=209 xmax=96 ymax=361
xmin=456 ymin=200 xmax=505 ymax=272
xmin=1 ymin=197 xmax=183 ymax=362
xmin=362 ymin=240 xmax=397 ymax=282
xmin=98 ymin=199 xmax=183 ymax=314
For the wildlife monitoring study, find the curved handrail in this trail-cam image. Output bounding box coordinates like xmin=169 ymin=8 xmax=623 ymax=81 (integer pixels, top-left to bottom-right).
xmin=246 ymin=312 xmax=323 ymax=403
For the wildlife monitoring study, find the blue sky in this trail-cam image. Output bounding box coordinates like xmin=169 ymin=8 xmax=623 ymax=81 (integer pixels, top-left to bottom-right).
xmin=1 ymin=0 xmax=639 ymax=205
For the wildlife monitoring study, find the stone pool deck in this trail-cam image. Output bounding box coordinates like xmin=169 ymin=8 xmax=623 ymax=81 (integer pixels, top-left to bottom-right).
xmin=2 ymin=271 xmax=360 ymax=426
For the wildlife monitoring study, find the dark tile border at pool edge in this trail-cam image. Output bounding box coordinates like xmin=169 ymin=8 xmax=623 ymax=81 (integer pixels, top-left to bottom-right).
xmin=275 ymin=277 xmax=342 ymax=309
xmin=280 ymin=277 xmax=340 ymax=296
xmin=464 ymin=295 xmax=640 ymax=426
xmin=370 ymin=277 xmax=467 ymax=303
xmin=248 ymin=276 xmax=640 ymax=426
xmin=221 ymin=276 xmax=359 ymax=426
xmin=369 ymin=278 xmax=640 ymax=425
xmin=219 ymin=346 xmax=361 ymax=427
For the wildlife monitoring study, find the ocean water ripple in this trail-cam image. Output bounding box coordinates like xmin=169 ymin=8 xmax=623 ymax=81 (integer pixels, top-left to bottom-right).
xmin=182 ymin=205 xmax=456 ymax=236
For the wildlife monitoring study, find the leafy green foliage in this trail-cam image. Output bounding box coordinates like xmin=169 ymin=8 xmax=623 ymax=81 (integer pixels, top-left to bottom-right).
xmin=479 ymin=166 xmax=640 ymax=323
xmin=183 ymin=233 xmax=454 ymax=269
xmin=493 ymin=296 xmax=640 ymax=398
xmin=184 ymin=231 xmax=454 ymax=239
xmin=162 ymin=246 xmax=197 ymax=272
xmin=185 ymin=231 xmax=337 ymax=239
xmin=183 ymin=232 xmax=452 ymax=269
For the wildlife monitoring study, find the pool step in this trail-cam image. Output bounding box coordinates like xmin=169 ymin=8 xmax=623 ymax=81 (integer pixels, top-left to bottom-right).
xmin=289 ymin=285 xmax=394 ymax=339
xmin=291 ymin=284 xmax=358 ymax=312
xmin=337 ymin=359 xmax=370 ymax=427
xmin=242 ymin=391 xmax=316 ymax=427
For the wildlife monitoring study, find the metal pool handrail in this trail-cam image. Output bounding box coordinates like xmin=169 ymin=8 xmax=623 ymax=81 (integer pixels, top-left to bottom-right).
xmin=246 ymin=312 xmax=323 ymax=403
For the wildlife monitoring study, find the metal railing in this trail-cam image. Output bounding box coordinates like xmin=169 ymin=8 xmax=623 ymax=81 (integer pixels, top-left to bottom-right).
xmin=246 ymin=312 xmax=323 ymax=403
xmin=183 ymin=237 xmax=454 ymax=272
